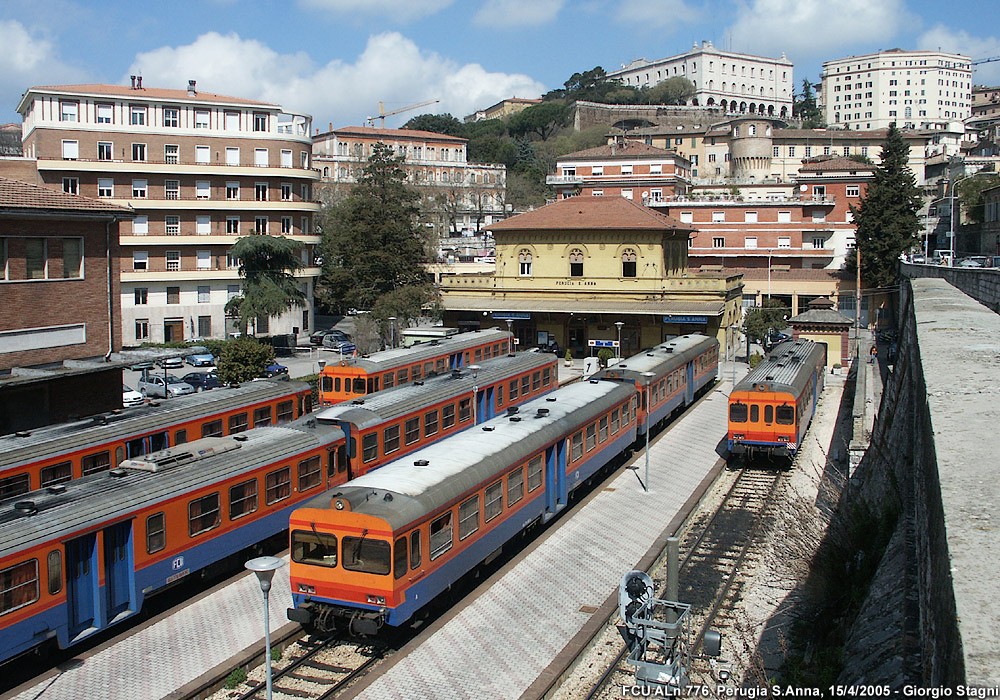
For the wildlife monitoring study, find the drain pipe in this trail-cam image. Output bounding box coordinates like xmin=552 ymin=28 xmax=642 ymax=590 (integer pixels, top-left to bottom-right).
xmin=105 ymin=216 xmax=118 ymax=361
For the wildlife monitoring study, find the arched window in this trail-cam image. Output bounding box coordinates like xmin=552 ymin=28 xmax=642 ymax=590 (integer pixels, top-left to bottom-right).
xmin=622 ymin=249 xmax=637 ymax=278
xmin=518 ymin=250 xmax=532 ymax=276
xmin=569 ymin=249 xmax=584 ymax=277
xmin=323 ymin=166 xmax=330 ymax=178
xmin=749 ymin=124 xmax=756 ymax=136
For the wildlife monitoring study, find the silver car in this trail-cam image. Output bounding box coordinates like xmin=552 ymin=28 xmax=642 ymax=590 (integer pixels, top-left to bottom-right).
xmin=136 ymin=374 xmax=195 ymax=398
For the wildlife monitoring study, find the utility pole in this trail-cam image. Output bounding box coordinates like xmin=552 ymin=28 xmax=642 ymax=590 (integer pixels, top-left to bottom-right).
xmin=856 ymin=244 xmax=862 ymax=353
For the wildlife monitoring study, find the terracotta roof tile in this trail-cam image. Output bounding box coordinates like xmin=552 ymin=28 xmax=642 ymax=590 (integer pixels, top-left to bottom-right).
xmin=0 ymin=178 xmax=134 ymax=216
xmin=488 ymin=196 xmax=695 ymax=232
xmin=27 ymin=84 xmax=276 ymax=107
xmin=323 ymin=126 xmax=468 ymax=143
xmin=798 ymin=157 xmax=877 ymax=173
xmin=559 ymin=141 xmax=679 ymax=161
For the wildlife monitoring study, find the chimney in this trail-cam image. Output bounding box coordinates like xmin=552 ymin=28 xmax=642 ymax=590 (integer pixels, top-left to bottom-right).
xmin=130 ymin=75 xmax=136 ymax=89
xmin=187 ymin=80 xmax=197 ymax=97
xmin=329 ymin=122 xmax=332 ymax=132
xmin=136 ymin=76 xmax=142 ymax=89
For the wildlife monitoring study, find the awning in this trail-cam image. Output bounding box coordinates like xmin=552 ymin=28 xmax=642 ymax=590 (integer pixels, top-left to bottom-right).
xmin=440 ymin=296 xmax=726 ymax=317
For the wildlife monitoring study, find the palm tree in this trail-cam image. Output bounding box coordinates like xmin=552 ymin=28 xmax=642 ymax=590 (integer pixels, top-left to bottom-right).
xmin=225 ymin=234 xmax=305 ymax=336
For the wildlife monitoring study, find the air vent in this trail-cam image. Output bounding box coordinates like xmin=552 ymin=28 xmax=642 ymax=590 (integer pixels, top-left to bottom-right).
xmin=383 ymin=493 xmax=393 ymax=502
xmin=451 ymin=370 xmax=463 ymax=379
xmin=414 ymin=380 xmax=424 ymax=386
xmin=110 ymin=468 xmax=128 ymax=478
xmin=14 ymin=501 xmax=37 ymax=516
xmin=47 ymin=484 xmax=67 ymax=494
xmin=664 ymin=347 xmax=674 ymax=353
xmin=233 ymin=434 xmax=248 ymax=442
xmin=546 ymin=396 xmax=557 ymax=402
xmin=535 ymin=408 xmax=549 ymax=418
xmin=414 ymin=459 xmax=429 ymax=466
xmin=352 ymin=398 xmax=365 ymax=405
xmin=430 ymin=339 xmax=440 ymax=345
xmin=507 ymin=406 xmax=519 ymax=416
xmin=14 ymin=430 xmax=31 ymax=438
xmin=482 ymin=426 xmax=495 ymax=431
xmin=647 ymin=353 xmax=654 ymax=357
xmin=618 ymin=364 xmax=628 ymax=368
xmin=589 ymin=379 xmax=600 ymax=384
xmin=765 ymin=375 xmax=775 ymax=381
xmin=306 ymin=419 xmax=317 ymax=429
xmin=510 ymin=416 xmax=522 ymax=422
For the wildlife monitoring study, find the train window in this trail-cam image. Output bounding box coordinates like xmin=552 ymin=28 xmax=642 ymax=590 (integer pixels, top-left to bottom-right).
xmin=425 ymin=362 xmax=434 ymax=376
xmin=484 ymin=481 xmax=503 ymax=522
xmin=750 ymin=405 xmax=759 ymax=422
xmin=501 ymin=340 xmax=509 ymax=355
xmin=458 ymin=398 xmax=471 ymax=423
xmin=610 ymin=408 xmax=620 ymax=435
xmin=404 ymin=417 xmax=420 ymax=445
xmin=424 ymin=410 xmax=439 ymax=437
xmin=0 ymin=473 xmax=30 ymax=500
xmin=265 ymin=467 xmax=291 ymax=504
xmin=521 ymin=375 xmax=530 ymax=396
xmin=367 ymin=377 xmax=379 ymax=394
xmin=383 ymin=426 xmax=401 ymax=455
xmin=572 ymin=432 xmax=584 ymax=460
xmin=484 ymin=345 xmax=491 ymax=360
xmin=353 ymin=377 xmax=366 ymax=394
xmin=436 ymin=358 xmax=447 ymax=373
xmin=47 ymin=550 xmax=62 ymax=595
xmin=443 ymin=404 xmax=456 ymax=429
xmin=410 ymin=530 xmax=421 ymax=569
xmin=0 ymin=560 xmax=38 ymax=615
xmin=599 ymin=416 xmax=609 ymax=442
xmin=586 ymin=424 xmax=597 ymax=451
xmin=146 ymin=513 xmax=166 ymax=553
xmin=394 ymin=537 xmax=408 ymax=579
xmin=253 ymin=406 xmax=272 ymax=427
xmin=397 ymin=369 xmax=408 ymax=385
xmin=474 ymin=348 xmax=482 ymax=362
xmin=150 ymin=431 xmax=168 ymax=452
xmin=532 ymin=371 xmax=541 ymax=392
xmin=429 ymin=513 xmax=453 ymax=560
xmin=228 ymin=413 xmax=249 ymax=434
xmin=459 ymin=496 xmax=479 ymax=540
xmin=82 ymin=451 xmax=111 ymax=476
xmin=509 ymin=379 xmax=519 ymax=400
xmin=304 ymin=394 xmax=313 ymax=414
xmin=764 ymin=405 xmax=774 ymax=424
xmin=291 ymin=530 xmax=337 ymax=568
xmin=494 ymin=343 xmax=501 ymax=356
xmin=175 ymin=429 xmax=188 ymax=445
xmin=321 ymin=375 xmax=333 ymax=394
xmin=298 ymin=456 xmax=322 ymax=491
xmin=202 ymin=419 xmax=223 ymax=438
xmin=126 ymin=436 xmax=145 ymax=458
xmin=116 ymin=446 xmax=124 ymax=465
xmin=507 ymin=467 xmax=525 ymax=505
xmin=40 ymin=461 xmax=72 ymax=487
xmin=229 ymin=479 xmax=259 ymax=520
xmin=412 ymin=364 xmax=422 ymax=381
xmin=188 ymin=493 xmax=221 ymax=537
xmin=277 ymin=401 xmax=294 ymax=424
xmin=542 ymin=367 xmax=551 ymax=386
xmin=776 ymin=405 xmax=795 ymax=425
xmin=527 ymin=455 xmax=544 ymax=491
xmin=496 ymin=384 xmax=504 ymax=407
xmin=659 ymin=380 xmax=666 ymax=399
xmin=730 ymin=403 xmax=748 ymax=423
xmin=334 ymin=377 xmax=342 ymax=392
xmin=382 ymin=372 xmax=394 ymax=389
xmin=362 ymin=434 xmax=379 ymax=463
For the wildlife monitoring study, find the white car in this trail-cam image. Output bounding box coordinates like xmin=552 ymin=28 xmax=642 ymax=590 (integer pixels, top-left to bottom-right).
xmin=136 ymin=374 xmax=196 ymax=398
xmin=122 ymin=385 xmax=144 ymax=407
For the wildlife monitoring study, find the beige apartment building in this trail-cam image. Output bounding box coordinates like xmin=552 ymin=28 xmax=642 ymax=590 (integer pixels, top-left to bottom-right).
xmin=13 ymin=81 xmax=320 ymax=344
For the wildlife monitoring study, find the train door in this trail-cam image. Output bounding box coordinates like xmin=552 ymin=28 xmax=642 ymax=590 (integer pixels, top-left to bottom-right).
xmin=685 ymin=361 xmax=695 ymax=405
xmin=543 ymin=441 xmax=567 ymax=519
xmin=476 ymin=386 xmax=494 ymax=423
xmin=449 ymin=351 xmax=461 ymax=369
xmin=103 ymin=521 xmax=133 ymax=622
xmin=65 ymin=533 xmax=98 ymax=638
xmin=338 ymin=444 xmax=351 ymax=481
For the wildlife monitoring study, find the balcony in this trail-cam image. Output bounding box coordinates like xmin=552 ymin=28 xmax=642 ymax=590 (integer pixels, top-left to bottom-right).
xmin=122 ymin=266 xmax=321 ymax=283
xmin=647 ymin=193 xmax=837 ymax=206
xmin=37 ymin=157 xmax=321 ymax=180
xmin=109 ymin=196 xmax=320 ymax=212
xmin=545 ymin=175 xmax=584 ymax=186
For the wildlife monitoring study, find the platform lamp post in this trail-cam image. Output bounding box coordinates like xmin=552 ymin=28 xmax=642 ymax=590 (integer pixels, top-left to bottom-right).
xmin=245 ymin=556 xmax=284 ymax=700
xmin=505 ymin=319 xmax=514 ymax=355
xmin=614 ymin=321 xmax=624 ymax=360
xmin=469 ymin=364 xmax=481 ymax=425
xmin=388 ymin=317 xmax=396 ymax=349
xmin=641 ymin=371 xmax=655 ymax=493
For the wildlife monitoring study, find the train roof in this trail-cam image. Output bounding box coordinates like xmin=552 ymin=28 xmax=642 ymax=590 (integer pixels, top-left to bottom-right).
xmin=334 ymin=329 xmax=509 ymax=373
xmin=595 ymin=334 xmax=717 ymax=383
xmin=0 ymin=416 xmax=343 ymax=558
xmin=306 ymin=380 xmax=635 ymax=531
xmin=732 ymin=340 xmax=826 ymax=397
xmin=313 ymin=352 xmax=554 ymax=430
xmin=0 ymin=380 xmax=310 ymax=472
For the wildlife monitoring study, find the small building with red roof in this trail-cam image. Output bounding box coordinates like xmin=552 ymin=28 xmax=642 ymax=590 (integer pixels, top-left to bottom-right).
xmin=547 ymin=140 xmax=691 ymax=201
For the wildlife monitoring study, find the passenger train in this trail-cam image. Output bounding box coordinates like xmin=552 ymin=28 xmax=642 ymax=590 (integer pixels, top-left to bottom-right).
xmin=318 ymin=328 xmax=511 ymax=406
xmin=727 ymin=339 xmax=827 ymax=461
xmin=0 ymin=380 xmax=313 ymax=501
xmin=286 ymin=334 xmax=719 ymax=635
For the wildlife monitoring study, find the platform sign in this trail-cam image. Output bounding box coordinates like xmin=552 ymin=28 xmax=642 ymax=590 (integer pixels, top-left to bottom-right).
xmin=588 ymin=340 xmax=619 ymax=348
xmin=662 ymin=315 xmax=708 ymax=324
xmin=492 ymin=312 xmax=531 ymax=320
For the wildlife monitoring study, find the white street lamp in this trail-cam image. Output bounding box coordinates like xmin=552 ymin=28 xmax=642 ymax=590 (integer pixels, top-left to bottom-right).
xmin=641 ymin=371 xmax=656 ymax=493
xmin=388 ymin=317 xmax=396 ymax=348
xmin=614 ymin=321 xmax=624 ymax=359
xmin=505 ymin=319 xmax=514 ymax=355
xmin=245 ymin=556 xmax=285 ymax=700
xmin=469 ymin=364 xmax=481 ymax=425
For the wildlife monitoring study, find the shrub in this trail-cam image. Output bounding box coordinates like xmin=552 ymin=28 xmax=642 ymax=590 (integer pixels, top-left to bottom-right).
xmin=749 ymin=352 xmax=764 ymax=369
xmin=564 ymin=349 xmax=573 ymax=363
xmin=597 ymin=348 xmax=615 ymax=368
xmin=224 ymin=667 xmax=247 ymax=689
xmin=216 ymin=337 xmax=275 ymax=384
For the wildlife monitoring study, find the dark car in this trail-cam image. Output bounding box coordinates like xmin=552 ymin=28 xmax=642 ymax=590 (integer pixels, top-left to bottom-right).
xmin=262 ymin=363 xmax=289 ymax=378
xmin=311 ymin=328 xmax=350 ymax=346
xmin=181 ymin=372 xmax=223 ymax=392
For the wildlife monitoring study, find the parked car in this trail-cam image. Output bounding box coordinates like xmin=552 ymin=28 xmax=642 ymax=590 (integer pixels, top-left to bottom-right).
xmin=122 ymin=385 xmax=144 ymax=407
xmin=137 ymin=374 xmax=195 ymax=398
xmin=156 ymin=356 xmax=184 ymax=369
xmin=310 ymin=328 xmax=338 ymax=346
xmin=130 ymin=360 xmax=154 ymax=372
xmin=262 ymin=363 xmax=289 ymax=378
xmin=185 ymin=347 xmax=215 ymax=366
xmin=180 ymin=372 xmax=223 ymax=392
xmin=320 ymin=330 xmax=356 ymax=354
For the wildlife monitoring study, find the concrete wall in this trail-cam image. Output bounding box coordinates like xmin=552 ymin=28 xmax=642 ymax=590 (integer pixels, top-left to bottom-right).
xmin=901 ymin=262 xmax=1000 ymax=313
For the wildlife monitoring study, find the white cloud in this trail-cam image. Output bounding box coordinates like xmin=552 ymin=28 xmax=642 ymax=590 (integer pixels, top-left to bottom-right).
xmin=298 ymin=0 xmax=455 ymax=22
xmin=0 ymin=19 xmax=86 ymax=117
xmin=918 ymin=25 xmax=1000 ymax=85
xmin=127 ymin=32 xmax=545 ymax=127
xmin=725 ymin=0 xmax=906 ymax=59
xmin=614 ymin=0 xmax=699 ymax=29
xmin=473 ymin=0 xmax=566 ymax=28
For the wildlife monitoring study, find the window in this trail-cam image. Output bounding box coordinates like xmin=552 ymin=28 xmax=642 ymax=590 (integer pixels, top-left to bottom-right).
xmin=277 ymin=400 xmax=294 ymax=424
xmin=196 ymin=215 xmax=211 ymax=235
xmin=228 ymin=412 xmax=249 ymax=434
xmin=129 ymin=104 xmax=146 ymax=126
xmin=165 ymin=180 xmax=179 ymax=200
xmin=132 ymin=179 xmax=147 ymax=198
xmin=812 ymin=210 xmax=826 ymax=223
xmin=569 ymin=249 xmax=584 ymax=277
xmin=442 ymin=403 xmax=456 ymax=428
xmin=188 ymin=493 xmax=221 ymax=536
xmin=712 ymin=210 xmax=725 ymax=223
xmin=430 ymin=513 xmax=454 ymax=560
xmin=424 ymin=409 xmax=439 ymax=437
xmin=292 ymin=531 xmax=338 ymax=567
xmin=194 ymin=109 xmax=210 ymax=129
xmin=591 ymin=166 xmax=604 ymax=176
xmin=383 ymin=425 xmax=401 ymax=454
xmin=226 ymin=217 xmax=240 ymax=234
xmin=586 ymin=424 xmax=597 ymax=451
xmin=255 ymin=217 xmax=268 ymax=234
xmin=846 ymin=185 xmax=860 ymax=197
xmin=98 ymin=142 xmax=112 ymax=161
xmin=744 ymin=210 xmax=758 ymax=223
xmin=777 ymin=236 xmax=791 ymax=248
xmin=571 ymin=432 xmax=584 ymax=460
xmin=61 ymin=140 xmax=79 ymax=159
xmin=62 ymin=178 xmax=78 ymax=195
xmin=778 ymin=210 xmax=791 ymax=223
xmin=198 ymin=316 xmax=211 ymax=337
xmin=281 ymin=183 xmax=292 ymax=201
xmin=196 ymin=145 xmax=210 ymax=164
xmin=527 ymin=454 xmax=543 ymax=491
xmin=362 ymin=433 xmax=378 ymax=463
xmin=404 ymin=417 xmax=420 ymax=445
xmin=713 ymin=237 xmax=725 ymax=248
xmin=40 ymin=461 xmax=71 ymax=487
xmin=229 ymin=479 xmax=258 ymax=520
xmin=225 ymin=147 xmax=240 ymax=166
xmin=146 ymin=513 xmax=166 ymax=554
xmin=131 ymin=143 xmax=146 ymax=162
xmin=25 ymin=239 xmax=45 ymax=279
xmin=281 ymin=216 xmax=292 ymax=234
xmin=622 ymin=249 xmax=636 ymax=278
xmin=226 ymin=181 xmax=240 ymax=200
xmin=518 ymin=250 xmax=532 ymax=276
xmin=166 ymin=251 xmax=180 ymax=272
xmin=459 ymin=496 xmax=479 ymax=540
xmin=254 ymin=148 xmax=269 ymax=167
xmin=812 ymin=237 xmax=826 ymax=249
xmin=532 ymin=371 xmax=541 ymax=392
xmin=162 ymin=107 xmax=179 ymax=127
xmin=744 ymin=236 xmax=757 ymax=249
xmin=298 ymin=456 xmax=322 ymax=491
xmin=254 ymin=112 xmax=268 ymax=132
xmin=650 ymin=163 xmax=662 ymax=174
xmin=196 ymin=181 xmax=210 ymax=199
xmin=507 ymin=467 xmax=525 ymax=505
xmin=485 ymin=480 xmax=503 ymax=522
xmin=458 ymin=397 xmax=471 ymax=423
xmin=224 ymin=111 xmax=240 ymax=131
xmin=134 ymin=287 xmax=148 ymax=305
xmin=81 ymin=451 xmax=111 ymax=475
xmin=0 ymin=560 xmax=38 ymax=616
xmin=198 ymin=285 xmax=211 ymax=302
xmin=165 ymin=216 xmax=180 ymax=235
xmin=266 ymin=467 xmax=291 ymax=504
xmin=621 ymin=188 xmax=633 ymax=200
xmin=135 ymin=319 xmax=149 ymax=340
xmin=281 ymin=150 xmax=293 ymax=168
xmin=201 ymin=419 xmax=223 ymax=438
xmin=96 ymin=103 xmax=113 ymax=124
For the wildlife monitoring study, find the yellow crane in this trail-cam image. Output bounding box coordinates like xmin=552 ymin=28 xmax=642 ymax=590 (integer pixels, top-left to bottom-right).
xmin=365 ymin=99 xmax=440 ymax=128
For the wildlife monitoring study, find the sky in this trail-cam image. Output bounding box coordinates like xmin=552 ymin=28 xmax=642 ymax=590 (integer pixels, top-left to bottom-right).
xmin=1 ymin=0 xmax=1000 ymax=129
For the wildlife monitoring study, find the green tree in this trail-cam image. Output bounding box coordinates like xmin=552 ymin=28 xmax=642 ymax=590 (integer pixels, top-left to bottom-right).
xmin=371 ymin=284 xmax=441 ymax=327
xmin=848 ymin=122 xmax=922 ymax=289
xmin=507 ymin=102 xmax=570 ymax=141
xmin=224 ymin=234 xmax=304 ymax=336
xmin=743 ymin=298 xmax=787 ymax=344
xmin=216 ymin=337 xmax=275 ymax=384
xmin=402 ymin=113 xmax=464 ymax=136
xmin=317 ymin=142 xmax=427 ymax=312
xmin=957 ymin=172 xmax=1000 ymax=224
xmin=794 ymin=79 xmax=824 ymax=128
xmin=643 ymin=77 xmax=695 ymax=105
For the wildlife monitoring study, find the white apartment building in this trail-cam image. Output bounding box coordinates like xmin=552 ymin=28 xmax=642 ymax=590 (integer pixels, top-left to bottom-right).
xmin=14 ymin=81 xmax=321 ymax=344
xmin=607 ymin=41 xmax=794 ymax=118
xmin=821 ymin=49 xmax=972 ymax=131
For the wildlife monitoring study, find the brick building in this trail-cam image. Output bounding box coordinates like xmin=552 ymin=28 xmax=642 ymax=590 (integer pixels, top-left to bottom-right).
xmin=11 ymin=81 xmax=321 ymax=344
xmin=547 ymin=141 xmax=691 ymax=201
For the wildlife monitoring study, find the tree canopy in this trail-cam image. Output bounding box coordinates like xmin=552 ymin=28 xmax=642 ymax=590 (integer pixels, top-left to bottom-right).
xmin=215 ymin=337 xmax=274 ymax=384
xmin=848 ymin=123 xmax=922 ymax=290
xmin=224 ymin=234 xmax=305 ymax=336
xmin=402 ymin=113 xmax=464 ymax=136
xmin=507 ymin=102 xmax=571 ymax=141
xmin=957 ymin=172 xmax=1000 ymax=224
xmin=794 ymin=79 xmax=824 ymax=128
xmin=645 ymin=77 xmax=696 ymax=106
xmin=744 ymin=298 xmax=788 ymax=344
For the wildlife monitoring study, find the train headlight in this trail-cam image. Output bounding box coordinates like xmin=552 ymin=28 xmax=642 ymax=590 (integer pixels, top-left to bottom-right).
xmin=298 ymin=583 xmax=315 ymax=594
xmin=732 ymin=433 xmax=744 ymax=440
xmin=777 ymin=435 xmax=790 ymax=442
xmin=367 ymin=595 xmax=385 ymax=605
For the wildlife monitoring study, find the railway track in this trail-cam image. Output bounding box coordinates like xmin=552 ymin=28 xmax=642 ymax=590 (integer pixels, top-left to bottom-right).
xmin=578 ymin=466 xmax=783 ymax=700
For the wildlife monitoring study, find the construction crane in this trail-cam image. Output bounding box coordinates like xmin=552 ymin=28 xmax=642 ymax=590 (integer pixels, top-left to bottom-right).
xmin=365 ymin=99 xmax=439 ymax=128
xmin=972 ymin=55 xmax=1000 ymax=67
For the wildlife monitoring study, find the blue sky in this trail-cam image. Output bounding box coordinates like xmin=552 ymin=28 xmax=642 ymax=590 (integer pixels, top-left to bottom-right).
xmin=2 ymin=0 xmax=999 ymax=129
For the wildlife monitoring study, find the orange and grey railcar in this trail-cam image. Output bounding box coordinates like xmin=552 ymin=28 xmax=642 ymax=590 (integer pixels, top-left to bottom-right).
xmin=727 ymin=340 xmax=827 ymax=460
xmin=318 ymin=329 xmax=511 ymax=406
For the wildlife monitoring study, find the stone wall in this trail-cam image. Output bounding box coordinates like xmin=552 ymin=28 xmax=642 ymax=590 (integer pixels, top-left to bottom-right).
xmin=901 ymin=262 xmax=1000 ymax=313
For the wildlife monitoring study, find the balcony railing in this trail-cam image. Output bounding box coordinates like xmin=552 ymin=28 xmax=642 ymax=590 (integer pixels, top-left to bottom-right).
xmin=40 ymin=156 xmax=317 ymax=172
xmin=647 ymin=193 xmax=837 ymax=206
xmin=545 ymin=175 xmax=585 ymax=185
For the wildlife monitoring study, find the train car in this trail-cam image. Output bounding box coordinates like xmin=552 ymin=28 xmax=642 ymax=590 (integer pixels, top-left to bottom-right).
xmin=727 ymin=339 xmax=827 ymax=461
xmin=0 ymin=417 xmax=346 ymax=666
xmin=287 ymin=380 xmax=639 ymax=635
xmin=315 ymin=352 xmax=558 ymax=479
xmin=596 ymin=334 xmax=719 ymax=435
xmin=0 ymin=380 xmax=313 ymax=501
xmin=318 ymin=328 xmax=511 ymax=406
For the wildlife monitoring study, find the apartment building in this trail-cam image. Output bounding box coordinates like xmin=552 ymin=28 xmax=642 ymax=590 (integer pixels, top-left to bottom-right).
xmin=312 ymin=126 xmax=507 ymax=237
xmin=821 ymin=49 xmax=972 ymax=131
xmin=547 ymin=141 xmax=691 ymax=200
xmin=13 ymin=81 xmax=321 ymax=345
xmin=608 ymin=41 xmax=794 ymax=118
xmin=464 ymin=97 xmax=541 ymax=123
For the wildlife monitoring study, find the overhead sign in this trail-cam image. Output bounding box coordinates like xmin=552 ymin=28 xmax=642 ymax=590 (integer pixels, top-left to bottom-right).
xmin=491 ymin=312 xmax=531 ymax=320
xmin=588 ymin=340 xmax=619 ymax=348
xmin=662 ymin=315 xmax=708 ymax=324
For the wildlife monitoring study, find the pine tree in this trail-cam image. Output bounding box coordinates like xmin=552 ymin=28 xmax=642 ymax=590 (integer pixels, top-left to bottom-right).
xmin=224 ymin=234 xmax=305 ymax=336
xmin=848 ymin=123 xmax=922 ymax=290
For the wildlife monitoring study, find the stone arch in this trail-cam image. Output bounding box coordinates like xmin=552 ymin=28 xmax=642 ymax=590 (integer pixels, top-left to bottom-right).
xmin=720 ymin=99 xmax=727 ymax=110
xmin=561 ymin=242 xmax=592 ymax=259
xmin=767 ymin=105 xmax=775 ymax=116
xmin=780 ymin=106 xmax=788 ymax=118
xmin=517 ymin=247 xmax=535 ymax=276
xmin=691 ymin=97 xmax=699 ymax=106
xmin=620 ymin=247 xmax=638 ymax=278
xmin=740 ymin=101 xmax=747 ymax=112
xmin=707 ymin=97 xmax=716 ymax=106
